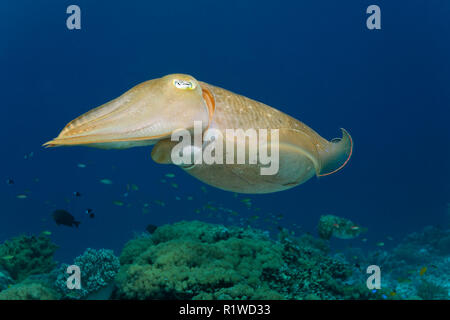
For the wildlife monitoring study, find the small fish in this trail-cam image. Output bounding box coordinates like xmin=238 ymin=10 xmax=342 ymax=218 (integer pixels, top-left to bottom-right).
xmin=376 ymin=242 xmax=385 ymax=247
xmin=16 ymin=194 xmax=27 ymax=199
xmin=113 ymin=200 xmax=124 ymax=206
xmin=350 ymin=225 xmax=360 ymax=230
xmin=175 ymin=196 xmax=181 ymax=201
xmin=42 ymin=231 xmax=52 ymax=236
xmin=371 ymin=289 xmax=377 ymax=294
xmin=171 ymin=183 xmax=178 ymax=189
xmin=390 ymin=292 xmax=397 ymax=296
xmin=73 ymin=191 xmax=81 ymax=197
xmin=187 ymin=196 xmax=193 ymax=201
xmin=6 ymin=179 xmax=14 ymax=185
xmin=160 ymin=179 xmax=167 ymax=183
xmin=77 ymin=163 xmax=86 ymax=168
xmin=386 ymin=236 xmax=394 ymax=241
xmin=165 ymin=173 xmax=175 ymax=178
xmin=85 ymin=208 xmax=95 ymax=218
xmin=200 ymin=186 xmax=207 ymax=193
xmin=2 ymin=255 xmax=14 ymax=260
xmin=131 ymin=184 xmax=139 ymax=191
xmin=381 ymin=294 xmax=387 ymax=300
xmin=333 ymin=223 xmax=340 ymax=228
xmin=361 ymin=238 xmax=368 ymax=242
xmin=154 ymin=200 xmax=165 ymax=207
xmin=100 ymin=179 xmax=113 ymax=185
xmin=419 ymin=267 xmax=427 ymax=276
xmin=24 ymin=151 xmax=34 ymax=160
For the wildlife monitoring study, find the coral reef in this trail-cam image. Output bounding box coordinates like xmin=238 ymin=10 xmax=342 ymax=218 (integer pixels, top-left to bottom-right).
xmin=0 ymin=267 xmax=13 ymax=291
xmin=115 ymin=220 xmax=366 ymax=300
xmin=0 ymin=220 xmax=447 ymax=300
xmin=318 ymin=215 xmax=366 ymax=240
xmin=0 ymin=278 xmax=60 ymax=300
xmin=54 ymin=248 xmax=120 ymax=299
xmin=344 ymin=225 xmax=450 ymax=299
xmin=0 ymin=234 xmax=58 ymax=282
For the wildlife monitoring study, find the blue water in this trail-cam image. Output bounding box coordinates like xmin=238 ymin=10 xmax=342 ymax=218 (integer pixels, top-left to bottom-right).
xmin=0 ymin=0 xmax=449 ymax=265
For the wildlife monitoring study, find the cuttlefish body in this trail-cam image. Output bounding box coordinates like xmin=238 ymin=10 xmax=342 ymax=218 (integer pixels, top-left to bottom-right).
xmin=44 ymin=74 xmax=352 ymax=194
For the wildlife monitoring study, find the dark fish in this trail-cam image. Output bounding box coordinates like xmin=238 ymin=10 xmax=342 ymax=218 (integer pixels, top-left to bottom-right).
xmin=52 ymin=209 xmax=80 ymax=228
xmin=85 ymin=209 xmax=95 ymax=218
xmin=73 ymin=191 xmax=81 ymax=197
xmin=6 ymin=179 xmax=14 ymax=185
xmin=146 ymin=224 xmax=158 ymax=234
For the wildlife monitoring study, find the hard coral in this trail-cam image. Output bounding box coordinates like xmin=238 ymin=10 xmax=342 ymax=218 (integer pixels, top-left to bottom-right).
xmin=54 ymin=248 xmax=120 ymax=299
xmin=116 ymin=221 xmax=284 ymax=299
xmin=0 ymin=282 xmax=59 ymax=300
xmin=0 ymin=234 xmax=58 ymax=281
xmin=115 ymin=220 xmax=360 ymax=300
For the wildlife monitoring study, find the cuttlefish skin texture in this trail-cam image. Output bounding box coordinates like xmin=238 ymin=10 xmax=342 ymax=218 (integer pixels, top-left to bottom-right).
xmin=45 ymin=74 xmax=353 ymax=194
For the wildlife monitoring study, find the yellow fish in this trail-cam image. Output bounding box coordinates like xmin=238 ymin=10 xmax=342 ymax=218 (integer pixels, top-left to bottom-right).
xmin=2 ymin=255 xmax=14 ymax=260
xmin=419 ymin=267 xmax=427 ymax=276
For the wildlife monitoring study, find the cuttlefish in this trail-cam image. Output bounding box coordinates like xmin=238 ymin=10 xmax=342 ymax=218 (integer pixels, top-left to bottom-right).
xmin=44 ymin=74 xmax=352 ymax=194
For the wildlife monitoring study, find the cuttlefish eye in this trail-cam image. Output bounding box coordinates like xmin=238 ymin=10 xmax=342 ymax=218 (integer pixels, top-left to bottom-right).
xmin=173 ymin=79 xmax=196 ymax=90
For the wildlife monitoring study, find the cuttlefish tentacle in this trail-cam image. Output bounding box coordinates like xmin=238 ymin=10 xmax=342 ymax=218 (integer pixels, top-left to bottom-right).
xmin=44 ymin=73 xmax=353 ymax=194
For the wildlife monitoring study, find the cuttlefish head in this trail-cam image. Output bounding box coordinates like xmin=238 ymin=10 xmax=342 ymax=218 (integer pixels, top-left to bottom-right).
xmin=43 ymin=74 xmax=215 ymax=149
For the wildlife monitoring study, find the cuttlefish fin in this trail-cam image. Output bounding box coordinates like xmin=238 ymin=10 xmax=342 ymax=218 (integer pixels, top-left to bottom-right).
xmin=275 ymin=127 xmax=352 ymax=179
xmin=151 ymin=139 xmax=178 ymax=164
xmin=316 ymin=128 xmax=353 ymax=176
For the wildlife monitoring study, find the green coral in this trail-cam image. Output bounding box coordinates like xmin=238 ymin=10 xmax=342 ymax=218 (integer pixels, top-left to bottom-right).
xmin=0 ymin=281 xmax=60 ymax=300
xmin=115 ymin=220 xmax=362 ymax=300
xmin=0 ymin=234 xmax=58 ymax=282
xmin=116 ymin=221 xmax=284 ymax=299
xmin=318 ymin=215 xmax=366 ymax=240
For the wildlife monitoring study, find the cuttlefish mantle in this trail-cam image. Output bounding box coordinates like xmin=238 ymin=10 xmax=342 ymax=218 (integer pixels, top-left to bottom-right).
xmin=44 ymin=74 xmax=353 ymax=194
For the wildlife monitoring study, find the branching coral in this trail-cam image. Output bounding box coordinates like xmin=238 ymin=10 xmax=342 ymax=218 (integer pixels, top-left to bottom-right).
xmin=54 ymin=248 xmax=120 ymax=299
xmin=0 ymin=234 xmax=58 ymax=282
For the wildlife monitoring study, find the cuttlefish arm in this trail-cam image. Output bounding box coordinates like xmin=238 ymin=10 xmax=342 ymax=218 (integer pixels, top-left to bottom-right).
xmin=43 ymin=74 xmax=213 ymax=149
xmin=44 ymin=73 xmax=352 ymax=194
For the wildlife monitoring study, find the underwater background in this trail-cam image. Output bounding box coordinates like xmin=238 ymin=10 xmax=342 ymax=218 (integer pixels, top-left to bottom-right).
xmin=0 ymin=0 xmax=448 ymax=299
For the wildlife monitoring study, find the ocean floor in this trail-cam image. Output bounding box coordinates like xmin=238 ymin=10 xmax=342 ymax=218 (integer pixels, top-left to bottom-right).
xmin=0 ymin=220 xmax=448 ymax=300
